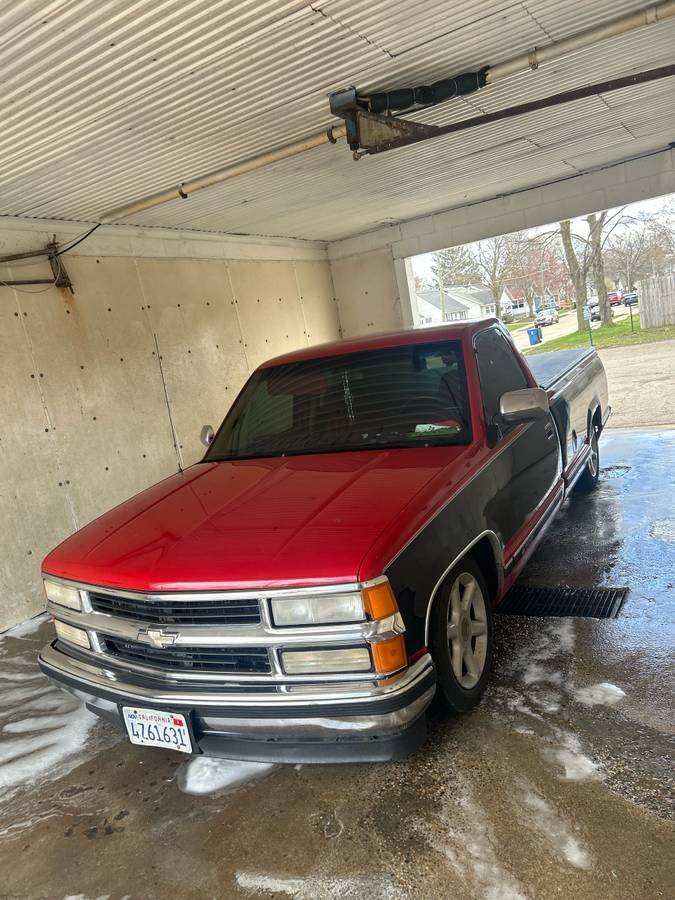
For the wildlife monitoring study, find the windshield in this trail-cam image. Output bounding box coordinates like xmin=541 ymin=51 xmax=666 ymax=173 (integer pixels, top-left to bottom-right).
xmin=206 ymin=341 xmax=471 ymax=461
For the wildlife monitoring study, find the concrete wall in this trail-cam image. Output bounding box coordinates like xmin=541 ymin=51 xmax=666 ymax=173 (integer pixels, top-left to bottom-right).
xmin=329 ymin=249 xmax=415 ymax=338
xmin=0 ymin=220 xmax=338 ymax=629
xmin=638 ymin=274 xmax=675 ymax=329
xmin=330 ymin=247 xmax=400 ymax=337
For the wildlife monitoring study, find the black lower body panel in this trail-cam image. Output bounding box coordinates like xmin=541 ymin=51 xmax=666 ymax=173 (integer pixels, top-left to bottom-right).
xmin=197 ymin=715 xmax=427 ymax=764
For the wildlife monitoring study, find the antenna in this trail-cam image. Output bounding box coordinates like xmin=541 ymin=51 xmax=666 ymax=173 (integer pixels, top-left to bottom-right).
xmin=153 ymin=333 xmax=184 ymax=472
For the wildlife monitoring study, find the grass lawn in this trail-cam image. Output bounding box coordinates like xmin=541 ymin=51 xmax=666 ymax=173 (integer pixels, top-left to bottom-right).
xmin=506 ymin=320 xmax=533 ymax=333
xmin=525 ymin=312 xmax=675 ymax=354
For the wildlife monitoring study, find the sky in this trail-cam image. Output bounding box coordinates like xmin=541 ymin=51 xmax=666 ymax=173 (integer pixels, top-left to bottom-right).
xmin=411 ymin=192 xmax=674 ymax=282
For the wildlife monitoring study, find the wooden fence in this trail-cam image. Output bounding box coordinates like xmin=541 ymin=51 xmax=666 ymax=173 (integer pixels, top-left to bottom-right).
xmin=637 ymin=273 xmax=675 ymax=329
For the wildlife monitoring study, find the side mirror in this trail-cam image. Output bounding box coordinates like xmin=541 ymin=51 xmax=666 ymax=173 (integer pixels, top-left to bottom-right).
xmin=200 ymin=425 xmax=215 ymax=447
xmin=499 ymin=388 xmax=549 ymax=423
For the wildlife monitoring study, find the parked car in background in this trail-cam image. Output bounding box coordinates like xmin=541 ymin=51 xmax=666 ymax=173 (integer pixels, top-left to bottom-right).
xmin=587 ymin=298 xmax=615 ymax=322
xmin=623 ymin=292 xmax=638 ymax=307
xmin=607 ymin=291 xmax=623 ymax=306
xmin=587 ymin=299 xmax=601 ymax=322
xmin=535 ymin=308 xmax=559 ymax=326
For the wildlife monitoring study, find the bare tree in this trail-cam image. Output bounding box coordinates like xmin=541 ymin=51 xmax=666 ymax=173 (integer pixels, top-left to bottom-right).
xmin=560 ymin=220 xmax=588 ymax=332
xmin=559 ymin=209 xmax=626 ymax=330
xmin=605 ymin=209 xmax=675 ymax=287
xmin=471 ymin=236 xmax=514 ymax=318
xmin=587 ymin=212 xmax=611 ymax=326
xmin=503 ymin=231 xmax=572 ymax=312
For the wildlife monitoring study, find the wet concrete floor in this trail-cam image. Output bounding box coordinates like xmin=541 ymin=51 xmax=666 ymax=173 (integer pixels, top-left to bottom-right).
xmin=0 ymin=429 xmax=673 ymax=900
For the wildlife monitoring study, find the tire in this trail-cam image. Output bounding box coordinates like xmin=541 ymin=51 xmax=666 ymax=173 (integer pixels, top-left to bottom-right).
xmin=575 ymin=425 xmax=600 ymax=493
xmin=429 ymin=557 xmax=494 ymax=713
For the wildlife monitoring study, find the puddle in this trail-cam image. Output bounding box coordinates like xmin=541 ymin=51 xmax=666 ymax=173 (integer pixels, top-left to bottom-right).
xmin=600 ymin=465 xmax=631 ymax=479
xmin=0 ymin=614 xmax=47 ymax=645
xmin=649 ymin=518 xmax=675 ymax=542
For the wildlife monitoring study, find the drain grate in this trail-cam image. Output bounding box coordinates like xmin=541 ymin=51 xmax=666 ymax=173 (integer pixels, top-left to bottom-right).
xmin=496 ymin=585 xmax=629 ymax=619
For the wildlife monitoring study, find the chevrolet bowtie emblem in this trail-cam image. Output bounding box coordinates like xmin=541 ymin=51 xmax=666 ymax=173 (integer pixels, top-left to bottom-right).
xmin=137 ymin=627 xmax=179 ymax=649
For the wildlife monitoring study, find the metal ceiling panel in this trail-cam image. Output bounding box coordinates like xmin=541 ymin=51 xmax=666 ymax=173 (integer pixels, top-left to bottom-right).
xmin=1 ymin=1 xmax=673 ymax=240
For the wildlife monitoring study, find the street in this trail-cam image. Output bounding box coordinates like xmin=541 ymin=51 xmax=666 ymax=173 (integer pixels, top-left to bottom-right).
xmin=511 ymin=306 xmax=635 ymax=352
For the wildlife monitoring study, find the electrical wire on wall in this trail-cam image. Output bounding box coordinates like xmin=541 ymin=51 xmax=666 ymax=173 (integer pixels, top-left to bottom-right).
xmin=0 ymin=255 xmax=64 ymax=294
xmin=0 ymin=224 xmax=100 ymax=291
xmin=54 ymin=223 xmax=101 ymax=256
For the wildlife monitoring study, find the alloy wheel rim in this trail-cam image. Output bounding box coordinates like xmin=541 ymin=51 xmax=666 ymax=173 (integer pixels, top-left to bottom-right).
xmin=588 ymin=432 xmax=599 ymax=476
xmin=446 ymin=572 xmax=488 ymax=689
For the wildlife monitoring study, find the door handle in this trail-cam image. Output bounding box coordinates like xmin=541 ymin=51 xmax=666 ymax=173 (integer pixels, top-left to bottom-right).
xmin=544 ymin=423 xmax=555 ymax=440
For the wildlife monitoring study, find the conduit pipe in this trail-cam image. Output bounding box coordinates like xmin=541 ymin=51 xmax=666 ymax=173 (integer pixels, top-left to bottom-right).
xmin=100 ymin=126 xmax=346 ymax=223
xmin=486 ymin=0 xmax=675 ymax=82
xmin=99 ymin=0 xmax=675 ymax=225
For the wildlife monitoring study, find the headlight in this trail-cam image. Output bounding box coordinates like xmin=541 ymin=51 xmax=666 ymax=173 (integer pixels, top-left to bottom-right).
xmin=43 ymin=579 xmax=82 ymax=611
xmin=271 ymin=592 xmax=365 ymax=627
xmin=280 ymin=647 xmax=372 ymax=674
xmin=54 ymin=620 xmax=91 ymax=649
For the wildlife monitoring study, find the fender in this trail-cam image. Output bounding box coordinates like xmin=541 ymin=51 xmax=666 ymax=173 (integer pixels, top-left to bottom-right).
xmin=423 ymin=529 xmax=503 ymax=646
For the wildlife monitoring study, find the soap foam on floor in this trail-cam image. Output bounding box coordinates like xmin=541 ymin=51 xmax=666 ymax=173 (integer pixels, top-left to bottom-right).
xmin=542 ymin=730 xmax=603 ymax=783
xmin=574 ymin=682 xmax=626 ymax=706
xmin=0 ymin=614 xmax=113 ymax=802
xmin=177 ymin=755 xmax=274 ymax=796
xmin=413 ymin=779 xmax=527 ymax=900
xmin=518 ymin=781 xmax=592 ymax=870
xmin=235 ymin=871 xmax=406 ymax=899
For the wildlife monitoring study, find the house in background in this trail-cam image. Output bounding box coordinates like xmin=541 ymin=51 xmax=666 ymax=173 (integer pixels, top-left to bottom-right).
xmin=502 ymin=287 xmax=558 ymax=318
xmin=415 ymin=289 xmax=470 ymax=325
xmin=502 ymin=291 xmax=532 ymax=319
xmin=415 ymin=284 xmax=501 ymax=326
xmin=444 ymin=285 xmax=498 ymax=319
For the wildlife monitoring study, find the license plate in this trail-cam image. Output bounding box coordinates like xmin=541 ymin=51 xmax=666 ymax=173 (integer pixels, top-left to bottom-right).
xmin=122 ymin=706 xmax=192 ymax=753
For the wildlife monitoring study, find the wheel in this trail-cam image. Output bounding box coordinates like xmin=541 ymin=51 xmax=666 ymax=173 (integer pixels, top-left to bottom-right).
xmin=575 ymin=426 xmax=600 ymax=493
xmin=429 ymin=558 xmax=493 ymax=713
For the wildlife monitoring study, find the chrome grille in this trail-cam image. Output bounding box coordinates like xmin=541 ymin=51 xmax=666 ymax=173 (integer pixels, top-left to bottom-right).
xmin=101 ymin=636 xmax=271 ymax=674
xmin=89 ymin=591 xmax=261 ymax=626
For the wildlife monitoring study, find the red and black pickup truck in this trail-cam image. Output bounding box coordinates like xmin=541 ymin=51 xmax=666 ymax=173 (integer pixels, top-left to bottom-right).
xmin=39 ymin=321 xmax=609 ymax=763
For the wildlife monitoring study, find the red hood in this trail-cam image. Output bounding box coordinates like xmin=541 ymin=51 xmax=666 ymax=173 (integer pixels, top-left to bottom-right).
xmin=42 ymin=448 xmax=469 ymax=592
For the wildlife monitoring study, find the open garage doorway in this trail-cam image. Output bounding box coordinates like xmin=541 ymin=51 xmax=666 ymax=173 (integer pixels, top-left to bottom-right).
xmin=405 ymin=193 xmax=675 ymax=427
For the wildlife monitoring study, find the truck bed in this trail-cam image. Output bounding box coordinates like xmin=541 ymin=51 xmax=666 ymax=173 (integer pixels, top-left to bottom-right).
xmin=526 ymin=347 xmax=594 ymax=391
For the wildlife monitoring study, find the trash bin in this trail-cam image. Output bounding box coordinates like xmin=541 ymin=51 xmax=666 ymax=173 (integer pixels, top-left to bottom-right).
xmin=527 ymin=326 xmax=541 ymax=346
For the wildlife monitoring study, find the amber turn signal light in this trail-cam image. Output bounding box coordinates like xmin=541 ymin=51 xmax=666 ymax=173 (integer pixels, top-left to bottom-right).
xmin=362 ymin=581 xmax=398 ymax=620
xmin=372 ymin=635 xmax=407 ymax=673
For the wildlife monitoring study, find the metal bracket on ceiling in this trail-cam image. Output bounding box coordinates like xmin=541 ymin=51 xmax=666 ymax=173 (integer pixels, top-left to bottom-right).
xmin=328 ymin=87 xmax=442 ymax=157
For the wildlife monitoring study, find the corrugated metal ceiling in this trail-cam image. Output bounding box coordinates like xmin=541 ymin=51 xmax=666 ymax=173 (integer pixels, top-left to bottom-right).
xmin=1 ymin=0 xmax=673 ymax=241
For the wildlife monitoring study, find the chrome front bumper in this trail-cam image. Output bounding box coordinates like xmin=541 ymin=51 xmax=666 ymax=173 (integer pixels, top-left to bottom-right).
xmin=39 ymin=642 xmax=436 ymax=763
